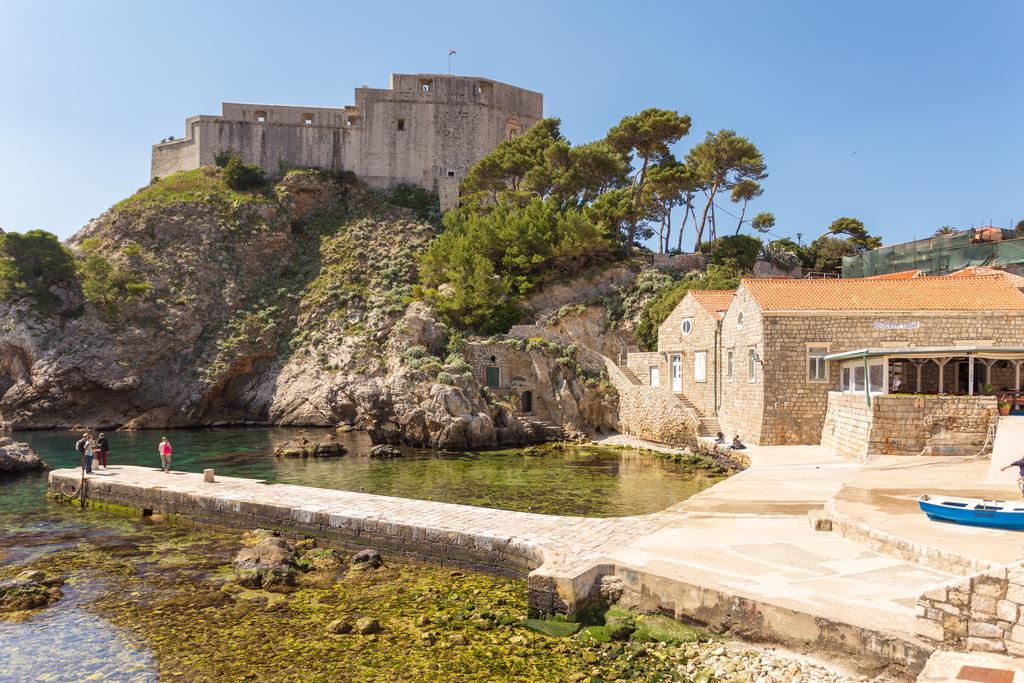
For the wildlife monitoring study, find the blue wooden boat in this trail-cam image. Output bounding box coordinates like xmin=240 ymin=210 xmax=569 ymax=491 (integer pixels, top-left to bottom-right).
xmin=918 ymin=494 xmax=1024 ymax=531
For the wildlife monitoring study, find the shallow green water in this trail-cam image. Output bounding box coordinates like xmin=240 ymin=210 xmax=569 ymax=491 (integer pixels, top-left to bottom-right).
xmin=12 ymin=427 xmax=721 ymax=517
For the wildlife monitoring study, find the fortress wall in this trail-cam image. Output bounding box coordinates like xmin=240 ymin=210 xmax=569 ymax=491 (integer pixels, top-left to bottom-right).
xmin=194 ymin=119 xmax=361 ymax=175
xmin=151 ymin=118 xmax=202 ymax=179
xmin=150 ymin=74 xmax=543 ymax=208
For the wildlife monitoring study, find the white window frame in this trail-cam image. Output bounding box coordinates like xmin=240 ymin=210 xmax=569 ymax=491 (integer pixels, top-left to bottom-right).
xmin=680 ymin=318 xmax=693 ymax=336
xmin=726 ymin=349 xmax=734 ymax=381
xmin=807 ymin=344 xmax=830 ymax=383
xmin=737 ymin=312 xmax=744 ymax=330
xmin=694 ymin=351 xmax=707 ymax=383
xmin=840 ymin=359 xmax=888 ymax=395
xmin=649 ymin=366 xmax=661 ymax=388
xmin=748 ymin=347 xmax=758 ymax=383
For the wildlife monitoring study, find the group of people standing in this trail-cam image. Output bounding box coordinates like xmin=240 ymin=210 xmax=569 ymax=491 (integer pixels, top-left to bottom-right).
xmin=75 ymin=432 xmax=109 ymax=474
xmin=75 ymin=434 xmax=174 ymax=474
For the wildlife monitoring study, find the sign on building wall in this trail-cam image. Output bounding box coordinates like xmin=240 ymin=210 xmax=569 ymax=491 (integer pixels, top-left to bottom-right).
xmin=872 ymin=321 xmax=921 ymax=330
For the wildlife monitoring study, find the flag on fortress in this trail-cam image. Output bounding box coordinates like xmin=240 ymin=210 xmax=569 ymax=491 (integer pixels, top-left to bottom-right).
xmin=448 ymin=48 xmax=457 ymax=56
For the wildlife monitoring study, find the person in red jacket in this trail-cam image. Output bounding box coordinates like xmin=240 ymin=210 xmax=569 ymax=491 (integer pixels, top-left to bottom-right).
xmin=158 ymin=437 xmax=173 ymax=473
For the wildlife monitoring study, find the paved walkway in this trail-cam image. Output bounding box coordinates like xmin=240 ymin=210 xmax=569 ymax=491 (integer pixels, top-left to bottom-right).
xmin=49 ymin=441 xmax=957 ymax=667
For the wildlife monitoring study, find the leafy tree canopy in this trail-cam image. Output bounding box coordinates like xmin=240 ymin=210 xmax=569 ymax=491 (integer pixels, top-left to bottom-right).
xmin=827 ymin=217 xmax=881 ymax=251
xmin=0 ymin=230 xmax=77 ymax=309
xmin=707 ymin=234 xmax=763 ymax=273
xmin=750 ymin=212 xmax=775 ymax=233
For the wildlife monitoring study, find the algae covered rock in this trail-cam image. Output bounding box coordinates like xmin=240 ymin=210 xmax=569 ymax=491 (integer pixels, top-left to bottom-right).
xmin=351 ymin=548 xmax=383 ymax=569
xmin=233 ymin=533 xmax=299 ymax=588
xmin=327 ymin=619 xmax=353 ymax=635
xmin=0 ymin=438 xmax=46 ymax=475
xmin=0 ymin=570 xmax=63 ymax=612
xmin=273 ymin=436 xmax=348 ymax=458
xmin=367 ymin=444 xmax=402 ymax=459
xmin=355 ymin=617 xmax=381 ymax=634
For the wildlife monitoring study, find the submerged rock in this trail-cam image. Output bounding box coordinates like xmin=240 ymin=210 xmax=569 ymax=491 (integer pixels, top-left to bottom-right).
xmin=351 ymin=548 xmax=383 ymax=569
xmin=0 ymin=570 xmax=63 ymax=612
xmin=273 ymin=436 xmax=348 ymax=458
xmin=0 ymin=438 xmax=46 ymax=475
xmin=367 ymin=444 xmax=402 ymax=459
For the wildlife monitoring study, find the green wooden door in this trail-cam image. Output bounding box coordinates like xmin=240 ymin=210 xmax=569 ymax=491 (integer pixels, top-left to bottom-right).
xmin=485 ymin=366 xmax=500 ymax=387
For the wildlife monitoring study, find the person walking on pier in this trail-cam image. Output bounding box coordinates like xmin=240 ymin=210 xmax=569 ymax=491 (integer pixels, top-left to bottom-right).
xmin=96 ymin=433 xmax=109 ymax=469
xmin=158 ymin=437 xmax=173 ymax=473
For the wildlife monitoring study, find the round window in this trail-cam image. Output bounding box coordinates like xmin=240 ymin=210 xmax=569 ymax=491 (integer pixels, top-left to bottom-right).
xmin=680 ymin=319 xmax=692 ymax=336
xmin=737 ymin=312 xmax=744 ymax=329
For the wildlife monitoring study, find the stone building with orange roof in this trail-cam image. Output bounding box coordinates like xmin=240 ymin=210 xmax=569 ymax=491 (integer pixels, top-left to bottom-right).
xmin=629 ymin=275 xmax=1024 ymax=455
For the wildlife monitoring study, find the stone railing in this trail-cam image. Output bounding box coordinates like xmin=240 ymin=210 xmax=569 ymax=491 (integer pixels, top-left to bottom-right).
xmin=821 ymin=392 xmax=997 ymax=458
xmin=603 ymin=358 xmax=699 ymax=448
xmin=915 ymin=560 xmax=1024 ymax=656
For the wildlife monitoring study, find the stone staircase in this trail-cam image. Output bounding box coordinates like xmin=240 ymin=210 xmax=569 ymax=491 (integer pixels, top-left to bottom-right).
xmin=697 ymin=416 xmax=721 ymax=438
xmin=519 ymin=416 xmax=569 ymax=441
xmin=618 ymin=367 xmax=642 ymax=385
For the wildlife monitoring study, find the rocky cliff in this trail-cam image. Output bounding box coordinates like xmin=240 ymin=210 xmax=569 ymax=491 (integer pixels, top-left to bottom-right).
xmin=0 ymin=168 xmax=616 ymax=448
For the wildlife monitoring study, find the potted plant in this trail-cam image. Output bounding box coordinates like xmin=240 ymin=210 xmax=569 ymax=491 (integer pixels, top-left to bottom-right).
xmin=982 ymin=383 xmax=996 ymax=395
xmin=998 ymin=397 xmax=1012 ymax=416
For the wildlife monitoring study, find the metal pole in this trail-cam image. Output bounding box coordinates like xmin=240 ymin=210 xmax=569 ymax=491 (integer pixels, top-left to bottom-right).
xmin=969 ymin=356 xmax=975 ymax=396
xmin=863 ymin=353 xmax=871 ymax=407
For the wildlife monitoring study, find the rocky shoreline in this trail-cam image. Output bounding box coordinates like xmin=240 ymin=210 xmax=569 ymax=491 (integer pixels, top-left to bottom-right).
xmin=0 ymin=438 xmax=45 ymax=475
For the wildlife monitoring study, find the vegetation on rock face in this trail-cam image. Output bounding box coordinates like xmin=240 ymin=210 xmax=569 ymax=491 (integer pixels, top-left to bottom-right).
xmin=0 ymin=230 xmax=77 ymax=309
xmin=113 ymin=166 xmax=271 ymax=217
xmin=77 ymin=238 xmax=153 ymax=316
xmin=634 ymin=265 xmax=742 ymax=351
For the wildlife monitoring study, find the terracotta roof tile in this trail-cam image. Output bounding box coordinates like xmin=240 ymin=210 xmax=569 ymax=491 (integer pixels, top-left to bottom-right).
xmin=866 ymin=269 xmax=921 ymax=279
xmin=945 ymin=267 xmax=1024 ymax=287
xmin=689 ymin=290 xmax=735 ymax=320
xmin=741 ymin=276 xmax=1024 ymax=311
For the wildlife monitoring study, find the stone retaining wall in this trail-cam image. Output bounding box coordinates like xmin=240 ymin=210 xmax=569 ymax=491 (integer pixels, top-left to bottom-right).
xmin=604 ymin=358 xmax=698 ymax=448
xmin=821 ymin=392 xmax=997 ymax=458
xmin=51 ymin=471 xmax=544 ymax=579
xmin=624 ymin=352 xmax=662 ymax=386
xmin=916 ymin=561 xmax=1024 ymax=656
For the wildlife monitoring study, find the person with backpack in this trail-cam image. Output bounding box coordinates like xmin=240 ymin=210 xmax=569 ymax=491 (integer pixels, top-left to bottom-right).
xmin=75 ymin=432 xmax=91 ymax=473
xmin=96 ymin=433 xmax=109 ymax=469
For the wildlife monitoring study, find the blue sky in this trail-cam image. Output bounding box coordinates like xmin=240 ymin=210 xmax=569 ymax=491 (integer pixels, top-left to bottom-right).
xmin=1 ymin=0 xmax=1022 ymax=249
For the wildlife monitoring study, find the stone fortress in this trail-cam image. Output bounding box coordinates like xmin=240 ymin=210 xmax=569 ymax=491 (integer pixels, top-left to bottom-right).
xmin=151 ymin=73 xmax=543 ymax=210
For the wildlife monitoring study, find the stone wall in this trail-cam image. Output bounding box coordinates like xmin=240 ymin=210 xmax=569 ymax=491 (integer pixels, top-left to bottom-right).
xmin=916 ymin=560 xmax=1024 ymax=656
xmin=649 ymin=253 xmax=707 ymax=272
xmin=152 ymin=73 xmax=543 ymax=210
xmin=604 ymin=358 xmax=698 ymax=448
xmin=820 ymin=392 xmax=873 ymax=459
xmin=821 ymin=392 xmax=997 ymax=457
xmin=657 ymin=293 xmax=721 ymax=417
xmin=521 ymin=264 xmax=638 ymax=319
xmin=625 ymin=352 xmax=662 ymax=386
xmin=757 ymin=310 xmax=1024 ymax=445
xmin=715 ymin=287 xmax=766 ymax=443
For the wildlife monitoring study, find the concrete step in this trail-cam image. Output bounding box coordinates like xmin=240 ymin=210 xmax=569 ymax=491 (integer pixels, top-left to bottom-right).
xmin=698 ymin=417 xmax=721 ymax=437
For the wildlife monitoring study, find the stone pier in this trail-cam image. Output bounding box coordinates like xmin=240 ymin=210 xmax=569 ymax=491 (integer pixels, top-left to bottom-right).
xmin=48 ymin=447 xmax=966 ymax=671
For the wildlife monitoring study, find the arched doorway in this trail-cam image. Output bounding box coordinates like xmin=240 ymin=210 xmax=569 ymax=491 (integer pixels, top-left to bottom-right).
xmin=521 ymin=391 xmax=533 ymax=414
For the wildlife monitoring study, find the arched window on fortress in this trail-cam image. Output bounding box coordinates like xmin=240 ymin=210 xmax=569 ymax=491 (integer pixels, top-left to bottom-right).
xmin=254 ymin=110 xmax=267 ymax=123
xmin=505 ymin=117 xmax=522 ymax=140
xmin=419 ymin=79 xmax=432 ymax=93
xmin=346 ymin=115 xmax=358 ymax=127
xmin=302 ymin=113 xmax=314 ymax=126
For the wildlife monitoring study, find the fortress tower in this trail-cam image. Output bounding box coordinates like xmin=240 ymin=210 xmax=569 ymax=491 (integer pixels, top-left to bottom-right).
xmin=151 ymin=74 xmax=543 ymax=211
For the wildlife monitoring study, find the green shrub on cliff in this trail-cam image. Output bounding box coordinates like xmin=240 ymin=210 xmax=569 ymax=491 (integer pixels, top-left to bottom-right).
xmin=222 ymin=154 xmax=265 ymax=191
xmin=0 ymin=230 xmax=77 ymax=308
xmin=77 ymin=238 xmax=153 ymax=315
xmin=417 ymin=198 xmax=614 ymax=333
xmin=634 ymin=264 xmax=741 ymax=350
xmin=114 ymin=167 xmax=270 ymax=216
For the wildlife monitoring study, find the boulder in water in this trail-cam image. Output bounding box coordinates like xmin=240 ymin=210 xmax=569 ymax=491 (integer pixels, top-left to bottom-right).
xmin=273 ymin=436 xmax=348 ymax=458
xmin=233 ymin=534 xmax=299 ymax=588
xmin=367 ymin=444 xmax=402 ymax=459
xmin=0 ymin=570 xmax=63 ymax=612
xmin=0 ymin=438 xmax=46 ymax=475
xmin=351 ymin=548 xmax=383 ymax=569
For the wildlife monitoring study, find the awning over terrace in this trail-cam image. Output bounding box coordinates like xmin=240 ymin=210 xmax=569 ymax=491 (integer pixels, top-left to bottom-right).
xmin=823 ymin=346 xmax=1024 ymax=402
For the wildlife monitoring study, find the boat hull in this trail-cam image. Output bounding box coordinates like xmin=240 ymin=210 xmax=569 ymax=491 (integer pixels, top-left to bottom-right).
xmin=919 ymin=497 xmax=1024 ymax=531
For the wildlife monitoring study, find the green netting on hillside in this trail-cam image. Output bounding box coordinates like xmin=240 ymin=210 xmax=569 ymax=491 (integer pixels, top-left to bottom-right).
xmin=843 ymin=233 xmax=1024 ymax=278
